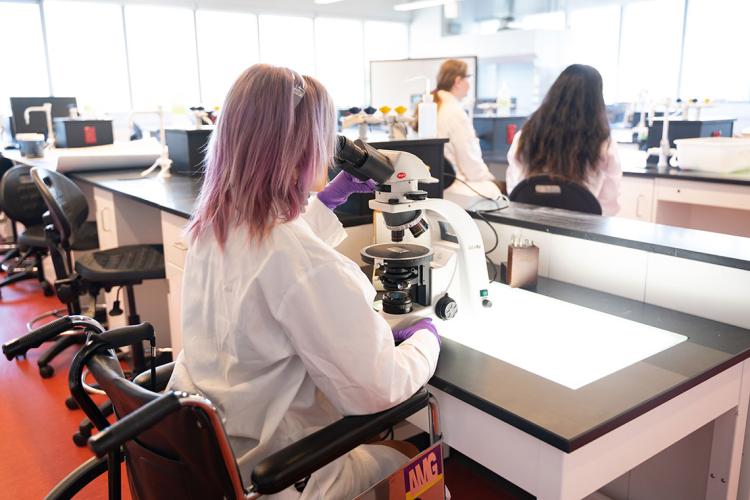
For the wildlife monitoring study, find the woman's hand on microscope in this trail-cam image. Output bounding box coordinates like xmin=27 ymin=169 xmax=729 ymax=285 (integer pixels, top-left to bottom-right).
xmin=317 ymin=171 xmax=377 ymax=210
xmin=392 ymin=318 xmax=440 ymax=346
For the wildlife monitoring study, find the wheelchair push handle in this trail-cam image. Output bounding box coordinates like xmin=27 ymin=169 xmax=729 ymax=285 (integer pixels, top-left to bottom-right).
xmin=96 ymin=322 xmax=155 ymax=350
xmin=88 ymin=392 xmax=182 ymax=458
xmin=2 ymin=316 xmax=73 ymax=360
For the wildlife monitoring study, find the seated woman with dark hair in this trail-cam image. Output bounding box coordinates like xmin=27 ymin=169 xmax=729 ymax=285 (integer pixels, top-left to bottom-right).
xmin=506 ymin=64 xmax=622 ymax=215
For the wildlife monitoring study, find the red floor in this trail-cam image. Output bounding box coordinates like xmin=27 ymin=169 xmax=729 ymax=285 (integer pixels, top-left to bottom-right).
xmin=0 ymin=280 xmax=525 ymax=499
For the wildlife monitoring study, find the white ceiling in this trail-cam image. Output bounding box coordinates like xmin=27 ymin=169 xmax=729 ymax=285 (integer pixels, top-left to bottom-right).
xmin=92 ymin=0 xmax=414 ymax=22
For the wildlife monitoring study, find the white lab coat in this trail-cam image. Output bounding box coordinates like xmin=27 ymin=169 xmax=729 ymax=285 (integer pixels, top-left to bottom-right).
xmin=437 ymin=90 xmax=501 ymax=209
xmin=167 ymin=196 xmax=440 ymax=499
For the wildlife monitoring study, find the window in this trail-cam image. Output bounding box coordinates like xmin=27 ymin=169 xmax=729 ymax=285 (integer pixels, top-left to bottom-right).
xmin=44 ymin=1 xmax=130 ymax=112
xmin=196 ymin=10 xmax=259 ymax=108
xmin=0 ymin=2 xmax=49 ymax=114
xmin=315 ymin=18 xmax=364 ymax=108
xmin=124 ymin=5 xmax=200 ymax=110
xmin=364 ymin=21 xmax=409 ymax=62
xmin=258 ymin=15 xmax=315 ymax=75
xmin=681 ymin=0 xmax=750 ymax=101
xmin=567 ymin=4 xmax=621 ymax=103
xmin=618 ymin=0 xmax=684 ymax=102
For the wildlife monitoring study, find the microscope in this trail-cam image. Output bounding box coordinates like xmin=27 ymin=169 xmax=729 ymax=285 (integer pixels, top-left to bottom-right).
xmin=334 ymin=136 xmax=492 ymax=330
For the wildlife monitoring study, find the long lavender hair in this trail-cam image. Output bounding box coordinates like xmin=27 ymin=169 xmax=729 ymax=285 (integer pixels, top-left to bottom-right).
xmin=190 ymin=64 xmax=336 ymax=246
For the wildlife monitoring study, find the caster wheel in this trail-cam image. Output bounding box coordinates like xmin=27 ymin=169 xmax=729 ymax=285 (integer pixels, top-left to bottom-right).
xmin=39 ymin=365 xmax=54 ymax=378
xmin=78 ymin=424 xmax=92 ymax=438
xmin=72 ymin=432 xmax=88 ymax=447
xmin=42 ymin=282 xmax=54 ymax=297
xmin=65 ymin=397 xmax=79 ymax=410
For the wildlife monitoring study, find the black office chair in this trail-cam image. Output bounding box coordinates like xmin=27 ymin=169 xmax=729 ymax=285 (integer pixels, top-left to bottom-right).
xmin=0 ymin=155 xmax=17 ymax=258
xmin=0 ymin=165 xmax=55 ymax=298
xmin=31 ymin=166 xmax=167 ymax=380
xmin=39 ymin=319 xmax=440 ymax=500
xmin=509 ymin=174 xmax=603 ymax=215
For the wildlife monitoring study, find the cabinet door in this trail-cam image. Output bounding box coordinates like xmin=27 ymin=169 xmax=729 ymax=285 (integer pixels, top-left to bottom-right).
xmin=619 ymin=177 xmax=655 ymax=222
xmin=93 ymin=188 xmax=118 ymax=250
xmin=165 ymin=261 xmax=184 ymax=356
xmin=161 ymin=212 xmax=189 ymax=269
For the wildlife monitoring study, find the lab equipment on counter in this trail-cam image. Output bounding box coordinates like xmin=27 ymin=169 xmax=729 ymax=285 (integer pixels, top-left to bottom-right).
xmin=53 ymin=118 xmax=114 ymax=148
xmin=164 ymin=128 xmax=213 ymax=176
xmin=340 ymin=106 xmax=383 ymax=141
xmin=129 ymin=107 xmax=172 ymax=179
xmin=9 ymin=96 xmax=77 ymax=141
xmin=503 ymin=236 xmax=538 ymax=290
xmin=671 ymin=137 xmax=750 ymax=173
xmin=15 ymin=133 xmax=46 ymax=158
xmin=380 ymin=106 xmax=413 ymax=140
xmin=409 ymin=76 xmax=437 ymax=139
xmin=189 ymin=106 xmax=216 ymax=128
xmin=334 ymin=135 xmax=490 ymax=330
xmin=23 ymin=103 xmax=56 ymax=150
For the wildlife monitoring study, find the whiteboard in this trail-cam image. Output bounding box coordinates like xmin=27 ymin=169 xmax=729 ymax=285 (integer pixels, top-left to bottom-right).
xmin=370 ymin=56 xmax=478 ymax=110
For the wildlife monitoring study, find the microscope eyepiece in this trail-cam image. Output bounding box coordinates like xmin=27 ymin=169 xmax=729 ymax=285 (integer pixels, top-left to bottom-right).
xmin=334 ymin=135 xmax=394 ymax=184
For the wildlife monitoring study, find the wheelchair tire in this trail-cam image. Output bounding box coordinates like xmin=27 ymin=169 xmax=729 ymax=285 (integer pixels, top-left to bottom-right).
xmin=65 ymin=397 xmax=79 ymax=410
xmin=39 ymin=365 xmax=54 ymax=378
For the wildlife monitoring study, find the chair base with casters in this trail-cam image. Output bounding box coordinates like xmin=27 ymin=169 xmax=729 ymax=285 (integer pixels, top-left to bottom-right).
xmin=45 ymin=320 xmax=443 ymax=500
xmin=508 ymin=174 xmax=603 ymax=215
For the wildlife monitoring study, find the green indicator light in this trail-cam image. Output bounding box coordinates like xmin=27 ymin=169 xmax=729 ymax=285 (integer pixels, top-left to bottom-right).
xmin=480 ymin=289 xmax=488 ymax=297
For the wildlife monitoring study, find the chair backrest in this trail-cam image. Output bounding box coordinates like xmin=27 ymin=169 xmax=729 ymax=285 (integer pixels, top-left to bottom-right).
xmin=0 ymin=165 xmax=47 ymax=226
xmin=30 ymin=167 xmax=89 ymax=245
xmin=443 ymin=158 xmax=456 ymax=189
xmin=509 ymin=174 xmax=603 ymax=215
xmin=87 ymin=353 xmax=243 ymax=500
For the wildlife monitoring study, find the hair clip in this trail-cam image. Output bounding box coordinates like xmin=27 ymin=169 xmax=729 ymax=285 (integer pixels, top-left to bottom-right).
xmin=290 ymin=70 xmax=306 ymax=108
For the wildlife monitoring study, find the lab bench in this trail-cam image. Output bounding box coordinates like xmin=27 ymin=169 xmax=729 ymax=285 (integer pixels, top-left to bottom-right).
xmin=619 ymin=165 xmax=750 ymax=238
xmin=68 ymin=166 xmax=750 ymax=499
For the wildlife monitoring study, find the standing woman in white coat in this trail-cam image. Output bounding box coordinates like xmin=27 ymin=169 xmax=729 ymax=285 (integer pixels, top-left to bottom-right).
xmin=431 ymin=59 xmax=502 ymax=208
xmin=167 ymin=64 xmax=441 ymax=499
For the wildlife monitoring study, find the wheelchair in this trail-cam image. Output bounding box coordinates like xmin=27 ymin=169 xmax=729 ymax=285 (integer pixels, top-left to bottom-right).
xmin=10 ymin=317 xmax=444 ymax=500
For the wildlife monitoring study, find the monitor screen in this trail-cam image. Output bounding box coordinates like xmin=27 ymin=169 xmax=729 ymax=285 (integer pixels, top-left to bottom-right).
xmin=9 ymin=96 xmax=77 ymax=138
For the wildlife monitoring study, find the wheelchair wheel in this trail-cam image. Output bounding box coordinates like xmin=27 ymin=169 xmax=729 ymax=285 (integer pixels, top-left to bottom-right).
xmin=72 ymin=432 xmax=88 ymax=447
xmin=65 ymin=397 xmax=79 ymax=410
xmin=39 ymin=365 xmax=54 ymax=378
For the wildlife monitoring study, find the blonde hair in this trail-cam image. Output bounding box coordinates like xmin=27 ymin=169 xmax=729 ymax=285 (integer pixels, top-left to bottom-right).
xmin=414 ymin=59 xmax=468 ymax=131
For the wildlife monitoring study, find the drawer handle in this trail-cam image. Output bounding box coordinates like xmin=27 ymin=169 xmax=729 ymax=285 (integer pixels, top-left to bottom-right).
xmin=173 ymin=241 xmax=188 ymax=251
xmin=100 ymin=207 xmax=112 ymax=232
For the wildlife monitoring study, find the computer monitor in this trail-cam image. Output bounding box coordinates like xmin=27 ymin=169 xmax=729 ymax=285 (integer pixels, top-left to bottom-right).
xmin=9 ymin=96 xmax=77 ymax=139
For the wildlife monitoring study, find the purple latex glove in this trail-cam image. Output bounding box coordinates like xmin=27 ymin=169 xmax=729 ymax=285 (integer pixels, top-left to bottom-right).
xmin=318 ymin=171 xmax=377 ymax=210
xmin=393 ymin=318 xmax=440 ymax=346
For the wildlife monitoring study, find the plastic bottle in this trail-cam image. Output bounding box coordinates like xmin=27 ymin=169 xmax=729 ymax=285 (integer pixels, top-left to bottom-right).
xmin=417 ymin=78 xmax=437 ymax=139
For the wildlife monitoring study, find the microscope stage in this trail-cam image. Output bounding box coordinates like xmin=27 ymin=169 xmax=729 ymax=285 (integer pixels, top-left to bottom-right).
xmin=438 ymin=282 xmax=687 ymax=390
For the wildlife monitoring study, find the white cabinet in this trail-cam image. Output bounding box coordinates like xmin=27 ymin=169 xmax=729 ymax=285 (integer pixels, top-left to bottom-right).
xmin=618 ymin=176 xmax=655 ymax=222
xmin=160 ymin=211 xmax=189 ymax=356
xmin=91 ymin=187 xmax=171 ymax=345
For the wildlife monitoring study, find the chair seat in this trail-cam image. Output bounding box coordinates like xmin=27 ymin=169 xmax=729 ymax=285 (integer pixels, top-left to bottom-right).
xmin=72 ymin=221 xmax=100 ymax=251
xmin=75 ymin=245 xmax=165 ymax=284
xmin=17 ymin=225 xmax=48 ymax=248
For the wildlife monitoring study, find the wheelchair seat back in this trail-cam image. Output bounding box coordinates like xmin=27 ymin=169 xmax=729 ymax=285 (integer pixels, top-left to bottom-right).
xmin=88 ymin=353 xmax=245 ymax=500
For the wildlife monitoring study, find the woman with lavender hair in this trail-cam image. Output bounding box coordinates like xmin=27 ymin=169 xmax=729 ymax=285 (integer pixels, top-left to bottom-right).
xmin=167 ymin=64 xmax=441 ymax=499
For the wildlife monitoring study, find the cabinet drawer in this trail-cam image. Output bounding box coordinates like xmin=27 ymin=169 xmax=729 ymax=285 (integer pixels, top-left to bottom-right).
xmin=161 ymin=212 xmax=189 ymax=269
xmin=654 ymin=179 xmax=750 ymax=211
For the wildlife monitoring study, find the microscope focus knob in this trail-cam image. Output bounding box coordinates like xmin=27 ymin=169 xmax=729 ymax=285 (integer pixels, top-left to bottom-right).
xmin=405 ymin=190 xmax=428 ymax=201
xmin=435 ymin=295 xmax=458 ymax=320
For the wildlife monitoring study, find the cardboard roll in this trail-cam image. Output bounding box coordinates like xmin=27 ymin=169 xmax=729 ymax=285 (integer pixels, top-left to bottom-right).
xmin=360 ymin=243 xmax=433 ymax=267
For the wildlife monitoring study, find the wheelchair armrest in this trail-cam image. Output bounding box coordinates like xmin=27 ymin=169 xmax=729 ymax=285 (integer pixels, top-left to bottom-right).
xmin=133 ymin=361 xmax=175 ymax=392
xmin=251 ymin=387 xmax=430 ymax=495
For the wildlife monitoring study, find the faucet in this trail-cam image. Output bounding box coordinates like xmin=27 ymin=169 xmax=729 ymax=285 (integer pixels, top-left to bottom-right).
xmin=129 ymin=106 xmax=172 ymax=179
xmin=24 ymin=103 xmax=55 ymax=148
